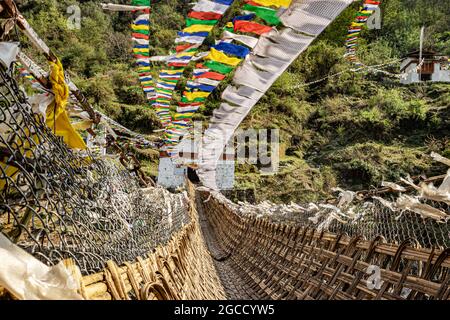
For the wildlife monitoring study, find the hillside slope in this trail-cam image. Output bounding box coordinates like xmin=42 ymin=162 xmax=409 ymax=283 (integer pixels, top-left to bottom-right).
xmin=17 ymin=0 xmax=450 ymax=203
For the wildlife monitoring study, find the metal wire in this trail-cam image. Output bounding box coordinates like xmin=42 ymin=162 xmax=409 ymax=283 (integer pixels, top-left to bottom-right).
xmin=0 ymin=65 xmax=189 ymax=275
xmin=233 ymin=197 xmax=450 ymax=249
xmin=326 ymin=200 xmax=450 ymax=249
xmin=288 ymin=59 xmax=402 ymax=89
xmin=1 ymin=58 xmax=448 ymax=280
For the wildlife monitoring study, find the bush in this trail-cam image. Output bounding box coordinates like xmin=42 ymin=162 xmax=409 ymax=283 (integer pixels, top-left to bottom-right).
xmin=359 ymin=107 xmax=392 ymax=130
xmin=117 ymin=86 xmax=148 ymax=105
xmin=76 ymin=75 xmax=115 ymax=106
xmin=368 ymin=89 xmax=429 ymax=123
xmin=115 ymin=105 xmax=161 ymax=134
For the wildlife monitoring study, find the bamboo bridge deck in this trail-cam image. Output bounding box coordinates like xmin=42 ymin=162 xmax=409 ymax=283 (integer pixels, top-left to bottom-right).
xmin=37 ymin=183 xmax=447 ymax=301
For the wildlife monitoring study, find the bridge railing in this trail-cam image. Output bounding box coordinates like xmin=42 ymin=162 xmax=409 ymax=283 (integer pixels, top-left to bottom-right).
xmin=199 ymin=191 xmax=450 ymax=300
xmin=217 ymin=191 xmax=450 ymax=249
xmin=0 ymin=62 xmax=190 ymax=275
xmin=0 ymin=182 xmax=225 ymax=300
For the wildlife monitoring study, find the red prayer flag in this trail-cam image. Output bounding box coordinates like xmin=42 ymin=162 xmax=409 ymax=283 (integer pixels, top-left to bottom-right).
xmin=178 ymin=102 xmax=203 ymax=107
xmin=234 ymin=20 xmax=272 ymax=35
xmin=132 ymin=8 xmax=150 ymax=14
xmin=134 ymin=54 xmax=148 ymax=59
xmin=132 ymin=33 xmax=149 ymax=40
xmin=244 ymin=0 xmax=263 ymax=6
xmin=188 ymin=11 xmax=222 ymax=20
xmin=168 ymin=62 xmax=189 ymax=67
xmin=194 ymin=72 xmax=225 ymax=81
xmin=176 ymin=44 xmax=197 ymax=52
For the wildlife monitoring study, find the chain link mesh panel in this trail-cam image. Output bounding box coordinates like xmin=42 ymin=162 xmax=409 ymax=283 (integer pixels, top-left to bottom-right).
xmin=227 ymin=196 xmax=449 ymax=249
xmin=0 ymin=65 xmax=189 ymax=275
xmin=1 ymin=58 xmax=448 ymax=281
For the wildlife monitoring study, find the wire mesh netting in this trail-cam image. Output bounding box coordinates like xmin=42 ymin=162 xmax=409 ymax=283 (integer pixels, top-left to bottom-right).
xmin=224 ymin=195 xmax=450 ymax=249
xmin=1 ymin=56 xmax=449 ymax=282
xmin=0 ymin=65 xmax=189 ymax=275
xmin=326 ymin=200 xmax=450 ymax=249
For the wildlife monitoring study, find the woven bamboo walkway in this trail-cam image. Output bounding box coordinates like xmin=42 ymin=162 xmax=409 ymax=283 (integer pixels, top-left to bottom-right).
xmin=196 ymin=195 xmax=257 ymax=300
xmin=198 ymin=191 xmax=450 ymax=300
xmin=1 ymin=183 xmax=449 ymax=300
xmin=68 ymin=186 xmax=449 ymax=300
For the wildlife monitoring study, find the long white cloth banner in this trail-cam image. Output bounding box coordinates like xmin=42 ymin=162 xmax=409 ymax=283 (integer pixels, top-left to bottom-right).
xmin=252 ymin=30 xmax=314 ymax=62
xmin=232 ymin=61 xmax=281 ymax=92
xmin=247 ymin=54 xmax=287 ymax=74
xmin=222 ymin=30 xmax=259 ymax=49
xmin=281 ymin=8 xmax=332 ymax=36
xmin=175 ymin=36 xmax=206 ymax=44
xmin=198 ymin=0 xmax=354 ymax=190
xmin=0 ymin=42 xmax=20 ymax=69
xmin=222 ymin=86 xmax=261 ymax=108
xmin=0 ymin=233 xmax=82 ymax=300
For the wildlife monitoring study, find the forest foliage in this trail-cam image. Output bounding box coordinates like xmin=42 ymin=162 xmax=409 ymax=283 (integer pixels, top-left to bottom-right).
xmin=16 ymin=0 xmax=450 ymax=202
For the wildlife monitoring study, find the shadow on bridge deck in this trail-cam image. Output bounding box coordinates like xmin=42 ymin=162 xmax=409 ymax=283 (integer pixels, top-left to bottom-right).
xmin=196 ymin=195 xmax=265 ymax=300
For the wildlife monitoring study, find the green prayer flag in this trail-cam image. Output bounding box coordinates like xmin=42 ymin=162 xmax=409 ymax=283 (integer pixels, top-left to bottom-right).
xmin=135 ymin=51 xmax=150 ymax=56
xmin=242 ymin=4 xmax=281 ymax=26
xmin=132 ymin=29 xmax=150 ymax=36
xmin=161 ymin=79 xmax=178 ymax=83
xmin=181 ymin=96 xmax=206 ymax=103
xmin=185 ymin=18 xmax=218 ymax=27
xmin=204 ymin=60 xmax=234 ymax=74
xmin=157 ymin=88 xmax=173 ymax=95
xmin=132 ymin=0 xmax=150 ymax=5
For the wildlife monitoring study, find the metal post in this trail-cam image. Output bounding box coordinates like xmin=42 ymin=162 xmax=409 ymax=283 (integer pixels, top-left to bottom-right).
xmin=419 ymin=26 xmax=425 ymax=81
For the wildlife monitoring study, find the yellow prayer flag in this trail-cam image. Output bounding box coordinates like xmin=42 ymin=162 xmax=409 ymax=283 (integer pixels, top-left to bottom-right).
xmin=174 ymin=113 xmax=195 ymax=120
xmin=176 ymin=51 xmax=196 ymax=58
xmin=250 ymin=0 xmax=292 ymax=8
xmin=205 ymin=48 xmax=242 ymax=66
xmin=0 ymin=164 xmax=19 ymax=190
xmin=159 ymin=79 xmax=177 ymax=86
xmin=71 ymin=120 xmax=94 ymax=131
xmin=161 ymin=69 xmax=183 ymax=74
xmin=133 ymin=48 xmax=149 ymax=53
xmin=183 ymin=24 xmax=214 ymax=33
xmin=46 ymin=59 xmax=86 ymax=150
xmin=131 ymin=24 xmax=149 ymax=31
xmin=183 ymin=91 xmax=211 ymax=100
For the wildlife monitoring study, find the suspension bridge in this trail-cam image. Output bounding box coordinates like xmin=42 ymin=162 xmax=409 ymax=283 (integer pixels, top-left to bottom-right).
xmin=0 ymin=0 xmax=449 ymax=300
